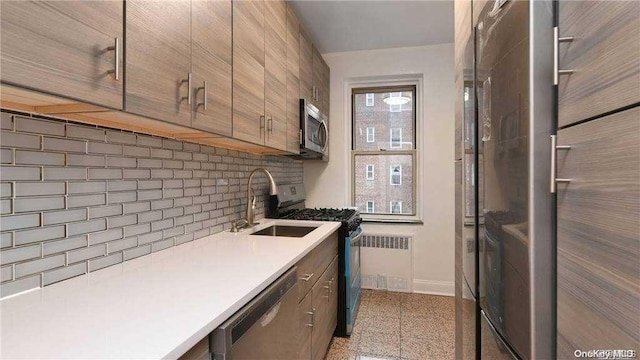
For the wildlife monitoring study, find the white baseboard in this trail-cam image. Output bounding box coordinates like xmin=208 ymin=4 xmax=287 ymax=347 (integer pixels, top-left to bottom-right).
xmin=412 ymin=279 xmax=454 ymax=296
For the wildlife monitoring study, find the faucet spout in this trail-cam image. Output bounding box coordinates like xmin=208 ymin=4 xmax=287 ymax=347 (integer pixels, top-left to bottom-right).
xmin=245 ymin=168 xmax=278 ymax=226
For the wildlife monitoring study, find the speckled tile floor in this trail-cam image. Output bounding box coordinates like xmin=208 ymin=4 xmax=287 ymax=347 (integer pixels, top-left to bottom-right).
xmin=324 ymin=289 xmax=455 ymax=360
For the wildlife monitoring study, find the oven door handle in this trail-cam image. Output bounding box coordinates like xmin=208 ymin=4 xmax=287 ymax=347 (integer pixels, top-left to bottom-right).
xmin=350 ymin=229 xmax=364 ymax=245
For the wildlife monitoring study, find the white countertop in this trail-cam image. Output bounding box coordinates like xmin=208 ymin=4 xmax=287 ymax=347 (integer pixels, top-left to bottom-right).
xmin=0 ymin=219 xmax=341 ymax=359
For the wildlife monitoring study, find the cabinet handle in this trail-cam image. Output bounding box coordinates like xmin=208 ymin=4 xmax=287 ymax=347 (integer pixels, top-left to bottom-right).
xmin=553 ymin=27 xmax=575 ymax=85
xmin=305 ymin=308 xmax=315 ymax=327
xmin=197 ymin=81 xmax=207 ymax=110
xmin=260 ymin=115 xmax=265 ymax=137
xmin=181 ymin=73 xmax=192 ymax=105
xmin=106 ymin=37 xmax=120 ymax=81
xmin=550 ymin=134 xmax=572 ymax=193
xmin=299 ymin=273 xmax=314 ymax=282
xmin=267 ymin=116 xmax=273 ymax=133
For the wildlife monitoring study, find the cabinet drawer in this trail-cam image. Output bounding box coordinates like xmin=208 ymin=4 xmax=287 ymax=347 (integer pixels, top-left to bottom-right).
xmin=297 ymin=231 xmax=338 ymax=302
xmin=556 ymin=106 xmax=640 ymax=357
xmin=558 ymin=1 xmax=640 ymax=127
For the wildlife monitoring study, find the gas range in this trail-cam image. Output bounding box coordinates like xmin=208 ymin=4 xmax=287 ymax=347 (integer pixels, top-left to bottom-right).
xmin=268 ymin=183 xmax=362 ymax=337
xmin=277 ymin=208 xmax=361 ymax=231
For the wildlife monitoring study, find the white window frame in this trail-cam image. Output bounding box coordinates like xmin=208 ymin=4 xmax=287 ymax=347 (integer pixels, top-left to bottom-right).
xmin=366 ymin=164 xmax=374 ymax=180
xmin=366 ymin=93 xmax=375 ymax=106
xmin=390 ymin=128 xmax=402 ymax=148
xmin=366 ymin=201 xmax=375 ymax=213
xmin=366 ymin=127 xmax=375 ymax=143
xmin=390 ymin=165 xmax=402 ymax=185
xmin=349 ymin=80 xmax=421 ymax=223
xmin=390 ymin=201 xmax=402 ymax=214
xmin=389 ymin=92 xmax=402 ymax=112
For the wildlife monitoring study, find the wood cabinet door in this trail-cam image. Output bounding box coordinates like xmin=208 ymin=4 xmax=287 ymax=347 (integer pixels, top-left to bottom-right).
xmin=126 ymin=1 xmax=192 ymax=126
xmin=297 ymin=292 xmax=313 ymax=360
xmin=558 ymin=1 xmax=640 ymax=127
xmin=299 ymin=29 xmax=313 ymax=102
xmin=311 ymin=265 xmax=330 ymax=360
xmin=286 ymin=5 xmax=301 ymax=154
xmin=264 ymin=0 xmax=288 ymax=151
xmin=191 ymin=0 xmax=232 ymax=137
xmin=1 ymin=1 xmax=123 ymax=109
xmin=326 ymin=255 xmax=339 ymax=336
xmin=312 ymin=45 xmax=324 ymax=106
xmin=556 ymin=107 xmax=640 ymax=357
xmin=233 ymin=0 xmax=265 ymax=145
xmin=321 ymin=60 xmax=330 ymax=116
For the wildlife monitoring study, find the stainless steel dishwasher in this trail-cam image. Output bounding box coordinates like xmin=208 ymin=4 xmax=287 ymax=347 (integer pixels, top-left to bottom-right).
xmin=210 ymin=267 xmax=300 ymax=360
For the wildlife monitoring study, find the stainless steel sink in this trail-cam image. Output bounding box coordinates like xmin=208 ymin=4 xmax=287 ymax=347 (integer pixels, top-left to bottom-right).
xmin=249 ymin=225 xmax=318 ymax=237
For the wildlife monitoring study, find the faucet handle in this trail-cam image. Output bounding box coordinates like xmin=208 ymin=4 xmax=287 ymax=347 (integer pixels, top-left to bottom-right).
xmin=231 ymin=219 xmax=248 ymax=233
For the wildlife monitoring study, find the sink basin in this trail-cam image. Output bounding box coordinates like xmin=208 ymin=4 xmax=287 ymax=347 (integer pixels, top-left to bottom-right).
xmin=250 ymin=225 xmax=318 ymax=237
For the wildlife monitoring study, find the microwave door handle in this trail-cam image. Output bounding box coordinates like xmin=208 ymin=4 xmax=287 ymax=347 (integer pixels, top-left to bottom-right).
xmin=320 ymin=121 xmax=328 ymax=153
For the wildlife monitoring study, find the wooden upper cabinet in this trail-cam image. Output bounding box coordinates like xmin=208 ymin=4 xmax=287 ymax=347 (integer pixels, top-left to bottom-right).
xmin=126 ymin=1 xmax=192 ymax=126
xmin=233 ymin=0 xmax=266 ymax=145
xmin=0 ymin=1 xmax=123 ymax=109
xmin=558 ymin=1 xmax=640 ymax=127
xmin=264 ymin=0 xmax=288 ymax=151
xmin=286 ymin=5 xmax=301 ymax=154
xmin=299 ymin=29 xmax=313 ymax=102
xmin=191 ymin=0 xmax=232 ymax=137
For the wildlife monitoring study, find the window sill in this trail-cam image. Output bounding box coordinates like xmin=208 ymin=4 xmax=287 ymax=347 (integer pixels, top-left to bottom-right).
xmin=361 ymin=218 xmax=424 ymax=225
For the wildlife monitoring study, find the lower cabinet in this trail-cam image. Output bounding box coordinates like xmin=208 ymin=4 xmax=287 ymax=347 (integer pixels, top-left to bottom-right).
xmin=296 ymin=234 xmax=339 ymax=360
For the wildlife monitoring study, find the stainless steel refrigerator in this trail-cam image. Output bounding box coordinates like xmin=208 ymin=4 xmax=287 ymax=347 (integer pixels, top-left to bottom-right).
xmin=475 ymin=0 xmax=554 ymax=359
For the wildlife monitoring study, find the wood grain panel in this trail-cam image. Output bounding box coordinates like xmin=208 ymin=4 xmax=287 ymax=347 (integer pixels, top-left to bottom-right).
xmin=299 ymin=29 xmax=313 ymax=102
xmin=321 ymin=59 xmax=330 ymax=116
xmin=264 ymin=0 xmax=288 ymax=151
xmin=558 ymin=1 xmax=640 ymax=127
xmin=296 ymin=231 xmax=338 ymax=302
xmin=192 ymin=0 xmax=232 ymax=137
xmin=233 ymin=0 xmax=265 ymax=145
xmin=298 ymin=292 xmax=313 ymax=360
xmin=557 ymin=107 xmax=640 ymax=357
xmin=126 ymin=1 xmax=191 ymax=126
xmin=286 ymin=5 xmax=301 ymax=154
xmin=312 ymin=45 xmax=323 ymax=107
xmin=1 ymin=1 xmax=123 ymax=109
xmin=454 ymin=0 xmax=471 ymax=84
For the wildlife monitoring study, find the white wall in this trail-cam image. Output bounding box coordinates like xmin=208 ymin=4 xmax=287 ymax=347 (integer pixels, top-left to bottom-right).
xmin=304 ymin=44 xmax=456 ymax=296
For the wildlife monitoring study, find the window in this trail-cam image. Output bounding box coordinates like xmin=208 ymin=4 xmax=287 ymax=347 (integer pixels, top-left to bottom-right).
xmin=390 ymin=165 xmax=402 ymax=185
xmin=366 ymin=127 xmax=375 ymax=143
xmin=366 ymin=93 xmax=374 ymax=106
xmin=366 ymin=201 xmax=375 ymax=213
xmin=390 ymin=128 xmax=402 ymax=148
xmin=366 ymin=165 xmax=374 ymax=180
xmin=389 ymin=92 xmax=402 ymax=112
xmin=352 ymin=85 xmax=416 ymax=218
xmin=390 ymin=201 xmax=402 ymax=214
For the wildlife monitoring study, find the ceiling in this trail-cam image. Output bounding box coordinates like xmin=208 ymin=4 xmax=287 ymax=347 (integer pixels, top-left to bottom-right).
xmin=289 ymin=0 xmax=454 ymax=54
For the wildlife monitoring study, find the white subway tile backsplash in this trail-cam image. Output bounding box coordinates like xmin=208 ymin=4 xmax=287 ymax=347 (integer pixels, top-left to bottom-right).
xmin=43 ymin=262 xmax=86 ymax=286
xmin=0 ymin=110 xmax=303 ymax=292
xmin=0 ymin=274 xmax=40 ymax=297
xmin=15 ymin=254 xmax=65 ymax=278
xmin=14 ymin=226 xmax=66 ymax=246
xmin=1 ymin=213 xmax=41 ymax=231
xmin=67 ymin=245 xmax=105 ymax=264
xmin=43 ymin=236 xmax=87 ymax=256
xmin=1 ymin=265 xmax=12 ymax=282
xmin=43 ymin=209 xmax=88 ymax=226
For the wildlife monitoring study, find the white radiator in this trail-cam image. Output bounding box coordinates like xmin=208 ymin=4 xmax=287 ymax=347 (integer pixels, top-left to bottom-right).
xmin=360 ymin=233 xmax=413 ymax=292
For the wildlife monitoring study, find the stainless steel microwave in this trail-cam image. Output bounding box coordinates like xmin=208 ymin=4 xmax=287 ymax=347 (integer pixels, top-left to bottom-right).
xmin=299 ymin=99 xmax=328 ymax=159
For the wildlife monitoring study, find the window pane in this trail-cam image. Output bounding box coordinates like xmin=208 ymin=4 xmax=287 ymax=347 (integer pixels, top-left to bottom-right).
xmin=353 ymin=91 xmax=414 ymax=151
xmin=354 ymin=154 xmax=413 ymax=215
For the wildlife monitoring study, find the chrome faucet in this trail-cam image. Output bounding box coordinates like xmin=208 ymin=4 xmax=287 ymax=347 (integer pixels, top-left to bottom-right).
xmin=233 ymin=168 xmax=278 ymax=231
